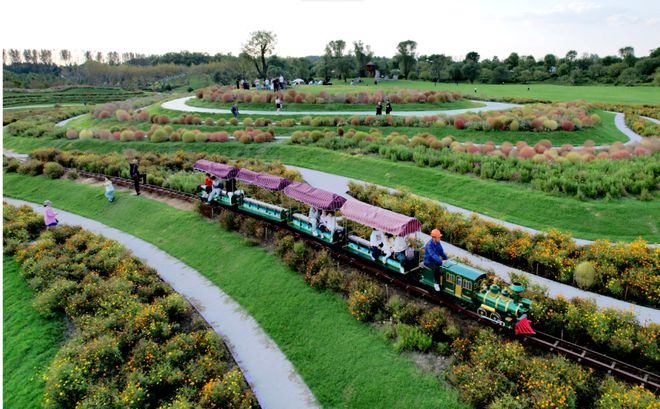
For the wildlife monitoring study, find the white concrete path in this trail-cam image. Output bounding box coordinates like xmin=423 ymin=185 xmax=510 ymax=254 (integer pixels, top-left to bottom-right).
xmin=4 ymin=198 xmax=320 ymax=409
xmin=162 ymin=96 xmax=520 ymax=117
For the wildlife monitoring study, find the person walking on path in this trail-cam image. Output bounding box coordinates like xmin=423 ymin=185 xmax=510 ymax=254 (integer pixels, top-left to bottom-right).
xmin=43 ymin=200 xmax=58 ymax=229
xmin=104 ymin=177 xmax=115 ymax=202
xmin=385 ymin=100 xmax=392 ymax=115
xmin=129 ymin=159 xmax=146 ymax=196
xmin=424 ymin=229 xmax=449 ymax=291
xmin=375 ymin=101 xmax=383 ymax=115
xmin=275 ymin=96 xmax=283 ymax=113
xmin=231 ymin=103 xmax=239 ymax=119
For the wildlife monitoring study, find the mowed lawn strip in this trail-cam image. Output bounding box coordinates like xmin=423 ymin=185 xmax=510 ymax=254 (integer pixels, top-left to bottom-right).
xmin=3 ymin=257 xmax=65 ymax=409
xmin=6 ymin=136 xmax=658 ymax=242
xmin=3 ymin=173 xmax=469 ymax=409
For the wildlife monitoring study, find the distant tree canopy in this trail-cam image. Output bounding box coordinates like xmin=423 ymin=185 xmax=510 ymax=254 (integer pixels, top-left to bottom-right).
xmin=3 ymin=42 xmax=659 ymax=89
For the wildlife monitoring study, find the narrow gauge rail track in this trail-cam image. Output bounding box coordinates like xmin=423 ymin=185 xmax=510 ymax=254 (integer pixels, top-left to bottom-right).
xmin=76 ymin=170 xmax=660 ymax=392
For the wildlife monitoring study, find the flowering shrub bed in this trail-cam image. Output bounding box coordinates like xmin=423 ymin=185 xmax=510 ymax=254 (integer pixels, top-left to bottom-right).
xmin=625 ymin=113 xmax=660 ymax=137
xmin=594 ymin=102 xmax=660 ymax=120
xmin=91 ymin=95 xmax=180 ymax=119
xmin=3 ymin=202 xmax=45 ymax=254
xmin=218 ymin=207 xmax=658 ymax=408
xmin=6 ymin=107 xmax=89 ymax=138
xmin=5 ymin=205 xmax=256 ymax=408
xmin=348 ymin=183 xmax=660 ymax=308
xmin=292 ymin=130 xmax=659 ymax=199
xmin=196 ymin=85 xmax=462 ymax=105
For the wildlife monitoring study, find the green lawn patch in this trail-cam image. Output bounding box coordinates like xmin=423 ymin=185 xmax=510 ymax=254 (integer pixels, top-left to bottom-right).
xmin=5 ymin=136 xmax=657 ymax=242
xmin=3 ymin=257 xmax=65 ymax=409
xmin=3 ymin=173 xmax=469 ymax=409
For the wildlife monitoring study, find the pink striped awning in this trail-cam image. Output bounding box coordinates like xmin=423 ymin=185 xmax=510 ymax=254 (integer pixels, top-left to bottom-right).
xmin=340 ymin=199 xmax=422 ymax=236
xmin=237 ymin=168 xmax=291 ymax=191
xmin=283 ymin=182 xmax=346 ymax=210
xmin=194 ymin=160 xmax=239 ymax=179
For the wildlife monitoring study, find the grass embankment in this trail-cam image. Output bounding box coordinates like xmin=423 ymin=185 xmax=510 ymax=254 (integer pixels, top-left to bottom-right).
xmin=3 ymin=87 xmax=147 ymax=107
xmin=3 ymin=257 xmax=65 ymax=409
xmin=5 ymin=136 xmax=658 ymax=242
xmin=64 ymin=108 xmax=625 ymax=145
xmin=3 ymin=173 xmax=469 ymax=409
xmin=185 ymin=96 xmax=484 ymax=112
xmin=296 ymin=81 xmax=660 ymax=105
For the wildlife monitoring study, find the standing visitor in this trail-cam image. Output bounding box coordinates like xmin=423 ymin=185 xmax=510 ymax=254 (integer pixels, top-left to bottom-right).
xmin=279 ymin=74 xmax=284 ymax=90
xmin=275 ymin=96 xmax=283 ymax=113
xmin=129 ymin=159 xmax=146 ymax=196
xmin=231 ymin=103 xmax=239 ymax=119
xmin=375 ymin=101 xmax=383 ymax=115
xmin=104 ymin=177 xmax=115 ymax=202
xmin=424 ymin=229 xmax=449 ymax=291
xmin=43 ymin=200 xmax=58 ymax=229
xmin=385 ymin=100 xmax=392 ymax=115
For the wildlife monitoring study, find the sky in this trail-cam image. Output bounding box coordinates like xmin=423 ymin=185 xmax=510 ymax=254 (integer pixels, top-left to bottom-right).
xmin=1 ymin=0 xmax=658 ymax=62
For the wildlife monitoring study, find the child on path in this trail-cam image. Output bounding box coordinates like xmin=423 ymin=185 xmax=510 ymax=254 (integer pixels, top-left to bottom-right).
xmin=231 ymin=103 xmax=239 ymax=119
xmin=104 ymin=177 xmax=115 ymax=202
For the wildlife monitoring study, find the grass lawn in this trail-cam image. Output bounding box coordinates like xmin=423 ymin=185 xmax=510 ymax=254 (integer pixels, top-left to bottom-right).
xmin=3 ymin=257 xmax=65 ymax=409
xmin=296 ymin=80 xmax=660 ymax=105
xmin=185 ymin=96 xmax=484 ymax=112
xmin=3 ymin=173 xmax=469 ymax=409
xmin=64 ymin=108 xmax=625 ymax=146
xmin=5 ymin=136 xmax=658 ymax=242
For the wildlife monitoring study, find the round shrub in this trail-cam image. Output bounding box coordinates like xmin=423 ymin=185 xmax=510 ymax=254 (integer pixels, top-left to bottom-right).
xmin=115 ymin=109 xmax=131 ymax=122
xmin=150 ymin=129 xmax=168 ymax=143
xmin=17 ymin=159 xmax=44 ymax=176
xmin=182 ymin=131 xmax=196 ymax=143
xmin=518 ymin=146 xmax=535 ymax=159
xmin=561 ymin=120 xmax=575 ymax=131
xmin=229 ymin=118 xmax=238 ymax=126
xmin=243 ymin=117 xmax=254 ymax=126
xmin=4 ymin=158 xmax=20 ymax=172
xmin=43 ymin=162 xmax=66 ymax=179
xmin=78 ymin=129 xmax=94 ymax=140
xmin=119 ymin=130 xmax=135 ymax=142
xmin=195 ymin=133 xmax=209 ymax=143
xmin=65 ymin=129 xmax=78 ymax=139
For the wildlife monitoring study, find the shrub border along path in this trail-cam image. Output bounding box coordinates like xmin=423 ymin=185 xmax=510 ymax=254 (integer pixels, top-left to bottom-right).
xmin=3 ymin=179 xmax=468 ymax=409
xmin=4 ymin=197 xmax=320 ymax=409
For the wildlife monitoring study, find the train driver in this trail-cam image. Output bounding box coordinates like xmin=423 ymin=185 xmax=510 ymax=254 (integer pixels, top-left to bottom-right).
xmin=424 ymin=229 xmax=448 ymax=291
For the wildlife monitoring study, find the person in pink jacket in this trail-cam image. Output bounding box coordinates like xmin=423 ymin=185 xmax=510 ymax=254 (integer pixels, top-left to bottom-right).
xmin=43 ymin=200 xmax=59 ymax=229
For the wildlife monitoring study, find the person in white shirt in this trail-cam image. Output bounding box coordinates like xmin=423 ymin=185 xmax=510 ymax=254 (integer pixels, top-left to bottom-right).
xmin=381 ymin=234 xmax=394 ymax=261
xmin=104 ymin=177 xmax=114 ymax=202
xmin=391 ymin=235 xmax=409 ymax=264
xmin=279 ymin=75 xmax=284 ymax=89
xmin=369 ymin=230 xmax=384 ymax=260
xmin=319 ymin=211 xmax=337 ymax=235
xmin=309 ymin=207 xmax=320 ymax=236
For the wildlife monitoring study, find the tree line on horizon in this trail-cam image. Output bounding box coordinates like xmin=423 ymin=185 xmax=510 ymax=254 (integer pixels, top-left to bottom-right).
xmin=4 ymin=31 xmax=659 ymax=89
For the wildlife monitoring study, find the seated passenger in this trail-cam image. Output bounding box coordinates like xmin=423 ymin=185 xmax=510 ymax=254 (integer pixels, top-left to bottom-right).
xmin=319 ymin=210 xmax=337 ymax=235
xmin=381 ymin=233 xmax=395 ymax=262
xmin=309 ymin=207 xmax=320 ymax=236
xmin=391 ymin=234 xmax=410 ymax=265
xmin=369 ymin=229 xmax=385 ymax=260
xmin=207 ymin=176 xmax=224 ymax=203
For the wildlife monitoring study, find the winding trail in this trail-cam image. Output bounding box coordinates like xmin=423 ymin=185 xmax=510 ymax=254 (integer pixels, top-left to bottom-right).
xmin=162 ymin=96 xmax=520 ymax=117
xmin=4 ymin=198 xmax=320 ymax=409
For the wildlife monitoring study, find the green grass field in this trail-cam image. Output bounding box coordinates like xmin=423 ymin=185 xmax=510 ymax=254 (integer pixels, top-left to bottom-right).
xmin=186 ymin=96 xmax=484 ymax=112
xmin=3 ymin=257 xmax=65 ymax=409
xmin=3 ymin=174 xmax=469 ymax=409
xmin=64 ymin=107 xmax=625 ymax=145
xmin=6 ymin=136 xmax=657 ymax=242
xmin=3 ymin=87 xmax=147 ymax=107
xmin=295 ymin=80 xmax=660 ymax=105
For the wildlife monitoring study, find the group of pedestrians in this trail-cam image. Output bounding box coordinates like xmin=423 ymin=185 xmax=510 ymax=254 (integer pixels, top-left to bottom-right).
xmin=375 ymin=100 xmax=393 ymax=116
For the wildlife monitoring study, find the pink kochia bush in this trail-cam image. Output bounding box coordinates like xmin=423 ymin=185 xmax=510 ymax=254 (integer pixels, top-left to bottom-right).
xmin=195 ymin=85 xmax=462 ymax=105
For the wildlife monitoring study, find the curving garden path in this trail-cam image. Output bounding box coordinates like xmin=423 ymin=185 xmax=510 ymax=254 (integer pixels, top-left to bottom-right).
xmin=4 ymin=198 xmax=320 ymax=409
xmin=162 ymin=96 xmax=520 ymax=117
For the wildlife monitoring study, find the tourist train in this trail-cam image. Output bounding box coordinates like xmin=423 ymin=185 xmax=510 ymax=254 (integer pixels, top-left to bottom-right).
xmin=194 ymin=160 xmax=535 ymax=335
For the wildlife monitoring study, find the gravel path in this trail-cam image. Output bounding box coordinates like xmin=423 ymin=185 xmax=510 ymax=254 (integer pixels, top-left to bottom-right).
xmin=4 ymin=198 xmax=320 ymax=409
xmin=162 ymin=96 xmax=520 ymax=117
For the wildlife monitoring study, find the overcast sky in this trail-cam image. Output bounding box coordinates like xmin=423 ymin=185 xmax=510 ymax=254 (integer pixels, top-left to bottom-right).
xmin=1 ymin=0 xmax=658 ymax=62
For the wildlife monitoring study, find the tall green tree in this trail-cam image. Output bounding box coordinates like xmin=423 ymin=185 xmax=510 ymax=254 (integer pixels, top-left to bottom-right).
xmin=465 ymin=51 xmax=480 ymax=63
xmin=618 ymin=46 xmax=636 ymax=67
xmin=242 ymin=30 xmax=277 ymax=78
xmin=395 ymin=40 xmax=417 ymax=79
xmin=353 ymin=41 xmax=373 ymax=77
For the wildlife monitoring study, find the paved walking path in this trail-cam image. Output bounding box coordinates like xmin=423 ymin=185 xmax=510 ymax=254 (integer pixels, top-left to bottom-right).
xmin=4 ymin=198 xmax=320 ymax=409
xmin=162 ymin=96 xmax=520 ymax=117
xmin=287 ymin=165 xmax=660 ymax=325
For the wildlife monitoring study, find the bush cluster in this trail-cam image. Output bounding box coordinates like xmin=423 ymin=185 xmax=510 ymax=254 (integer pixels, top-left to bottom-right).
xmin=3 ymin=202 xmax=45 ymax=254
xmin=197 ymin=85 xmax=462 ymax=105
xmin=6 ymin=107 xmax=85 ymax=139
xmin=5 ymin=205 xmax=257 ymax=408
xmin=348 ymin=182 xmax=660 ymax=308
xmin=625 ymin=112 xmax=660 ymax=137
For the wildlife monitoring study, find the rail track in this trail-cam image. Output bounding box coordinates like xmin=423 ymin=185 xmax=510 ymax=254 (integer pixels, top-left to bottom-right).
xmin=76 ymin=170 xmax=660 ymax=392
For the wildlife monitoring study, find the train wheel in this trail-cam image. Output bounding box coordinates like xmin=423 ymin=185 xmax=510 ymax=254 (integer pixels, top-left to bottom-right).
xmin=477 ymin=308 xmax=488 ymax=318
xmin=489 ymin=312 xmax=501 ymax=323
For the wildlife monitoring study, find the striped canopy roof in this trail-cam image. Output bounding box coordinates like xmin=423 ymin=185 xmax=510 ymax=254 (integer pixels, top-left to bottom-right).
xmin=193 ymin=160 xmax=239 ymax=179
xmin=236 ymin=168 xmax=291 ymax=191
xmin=283 ymin=182 xmax=347 ymax=210
xmin=340 ymin=199 xmax=422 ymax=236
